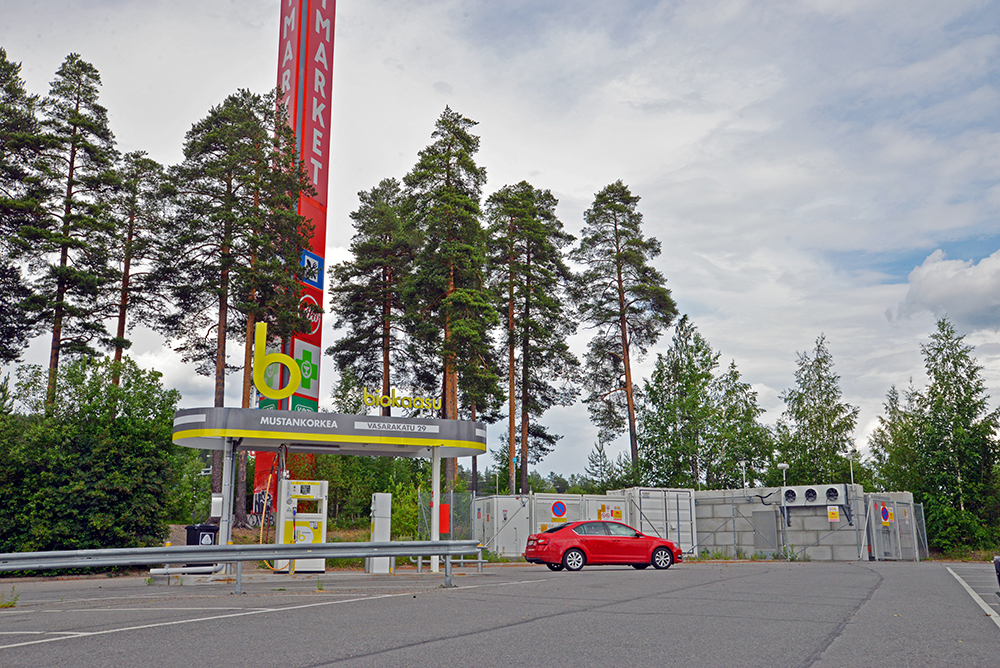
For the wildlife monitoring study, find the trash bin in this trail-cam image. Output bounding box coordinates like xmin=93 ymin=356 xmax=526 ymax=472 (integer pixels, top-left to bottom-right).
xmin=185 ymin=524 xmax=219 ymax=567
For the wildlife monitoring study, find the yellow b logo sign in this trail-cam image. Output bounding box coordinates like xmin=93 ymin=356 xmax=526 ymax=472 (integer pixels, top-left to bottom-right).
xmin=253 ymin=322 xmax=301 ymax=401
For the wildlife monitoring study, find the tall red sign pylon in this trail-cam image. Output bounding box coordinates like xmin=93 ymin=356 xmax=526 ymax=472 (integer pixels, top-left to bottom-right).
xmin=254 ymin=0 xmax=336 ymax=514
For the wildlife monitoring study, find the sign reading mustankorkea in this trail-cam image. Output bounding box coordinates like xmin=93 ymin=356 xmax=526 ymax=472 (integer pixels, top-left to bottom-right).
xmin=172 ymin=408 xmax=487 ymax=458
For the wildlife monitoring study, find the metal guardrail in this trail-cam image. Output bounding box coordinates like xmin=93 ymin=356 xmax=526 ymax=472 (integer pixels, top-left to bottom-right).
xmin=0 ymin=540 xmax=480 ymax=586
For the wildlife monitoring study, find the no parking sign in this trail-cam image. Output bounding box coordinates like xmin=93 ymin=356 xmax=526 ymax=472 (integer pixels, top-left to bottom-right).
xmin=552 ymin=501 xmax=567 ymax=522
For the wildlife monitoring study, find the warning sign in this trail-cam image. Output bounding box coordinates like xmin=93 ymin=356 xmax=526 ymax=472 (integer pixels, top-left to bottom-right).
xmin=827 ymin=505 xmax=840 ymax=522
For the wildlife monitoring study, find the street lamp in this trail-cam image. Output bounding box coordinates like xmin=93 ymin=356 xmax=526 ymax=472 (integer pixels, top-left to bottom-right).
xmin=739 ymin=460 xmax=747 ymax=490
xmin=777 ymin=462 xmax=789 ymax=488
xmin=777 ymin=462 xmax=790 ymax=561
xmin=848 ymin=449 xmax=858 ymax=487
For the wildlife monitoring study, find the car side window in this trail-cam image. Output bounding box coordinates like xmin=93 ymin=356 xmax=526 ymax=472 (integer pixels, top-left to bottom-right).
xmin=605 ymin=522 xmax=637 ymax=537
xmin=572 ymin=522 xmax=607 ymax=536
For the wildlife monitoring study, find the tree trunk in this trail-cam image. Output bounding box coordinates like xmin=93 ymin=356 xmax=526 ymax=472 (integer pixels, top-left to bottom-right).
xmin=46 ymin=128 xmax=79 ymax=410
xmin=519 ymin=254 xmax=531 ymax=495
xmin=382 ymin=265 xmax=392 ymax=417
xmin=507 ymin=243 xmax=516 ymax=494
xmin=443 ymin=263 xmax=458 ymax=491
xmin=112 ymin=208 xmax=135 ymax=385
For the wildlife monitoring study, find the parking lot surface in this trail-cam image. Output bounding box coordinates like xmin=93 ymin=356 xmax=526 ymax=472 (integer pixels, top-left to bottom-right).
xmin=2 ymin=560 xmax=998 ymax=668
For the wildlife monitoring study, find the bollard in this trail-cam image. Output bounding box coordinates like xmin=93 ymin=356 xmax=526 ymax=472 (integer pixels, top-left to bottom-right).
xmin=993 ymin=556 xmax=1000 ymax=596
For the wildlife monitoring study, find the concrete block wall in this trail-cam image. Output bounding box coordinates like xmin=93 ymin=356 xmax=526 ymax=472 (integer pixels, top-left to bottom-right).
xmin=693 ymin=484 xmax=867 ymax=561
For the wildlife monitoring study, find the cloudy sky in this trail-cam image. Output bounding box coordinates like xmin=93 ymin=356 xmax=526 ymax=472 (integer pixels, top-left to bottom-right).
xmin=3 ymin=0 xmax=999 ymax=478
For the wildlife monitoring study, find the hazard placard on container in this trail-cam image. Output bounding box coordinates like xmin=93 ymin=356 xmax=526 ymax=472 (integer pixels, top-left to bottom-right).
xmin=827 ymin=505 xmax=840 ymax=522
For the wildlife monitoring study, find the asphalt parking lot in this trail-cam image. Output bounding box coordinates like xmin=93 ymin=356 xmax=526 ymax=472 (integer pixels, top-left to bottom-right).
xmin=2 ymin=560 xmax=999 ymax=668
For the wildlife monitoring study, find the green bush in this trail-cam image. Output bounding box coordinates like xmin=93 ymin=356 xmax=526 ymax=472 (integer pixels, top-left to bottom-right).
xmin=925 ymin=500 xmax=995 ymax=554
xmin=0 ymin=359 xmax=179 ymax=554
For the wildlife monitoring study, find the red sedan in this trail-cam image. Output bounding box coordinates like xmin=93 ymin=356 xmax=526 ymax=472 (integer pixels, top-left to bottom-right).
xmin=524 ymin=520 xmax=683 ymax=572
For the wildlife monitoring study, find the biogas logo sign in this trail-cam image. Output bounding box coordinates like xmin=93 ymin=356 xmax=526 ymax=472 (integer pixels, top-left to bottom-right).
xmin=364 ymin=388 xmax=441 ymax=411
xmin=253 ymin=322 xmax=300 ymax=401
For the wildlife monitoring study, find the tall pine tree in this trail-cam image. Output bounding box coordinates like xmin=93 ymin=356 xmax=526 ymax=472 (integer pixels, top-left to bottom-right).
xmin=157 ymin=89 xmax=314 ymax=497
xmin=402 ymin=107 xmax=498 ymax=490
xmin=570 ymin=180 xmax=677 ymax=477
xmin=107 ymin=151 xmax=166 ymax=383
xmin=17 ymin=53 xmax=118 ymax=408
xmin=486 ymin=181 xmax=578 ymax=493
xmin=0 ymin=48 xmax=43 ymax=363
xmin=327 ymin=178 xmax=418 ymax=415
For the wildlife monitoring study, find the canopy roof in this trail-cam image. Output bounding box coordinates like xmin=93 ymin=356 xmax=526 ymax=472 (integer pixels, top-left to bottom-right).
xmin=172 ymin=407 xmax=487 ymax=458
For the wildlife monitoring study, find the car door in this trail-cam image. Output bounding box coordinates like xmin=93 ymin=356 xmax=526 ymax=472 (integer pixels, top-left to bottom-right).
xmin=604 ymin=522 xmax=647 ymax=563
xmin=572 ymin=521 xmax=612 ymax=563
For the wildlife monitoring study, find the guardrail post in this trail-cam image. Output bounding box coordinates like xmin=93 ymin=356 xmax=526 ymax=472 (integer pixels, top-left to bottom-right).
xmin=444 ymin=553 xmax=453 ymax=587
xmin=477 ymin=546 xmax=483 ymax=573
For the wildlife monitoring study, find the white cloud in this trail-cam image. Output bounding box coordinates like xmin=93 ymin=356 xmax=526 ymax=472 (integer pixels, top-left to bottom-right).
xmin=898 ymin=249 xmax=1000 ymax=330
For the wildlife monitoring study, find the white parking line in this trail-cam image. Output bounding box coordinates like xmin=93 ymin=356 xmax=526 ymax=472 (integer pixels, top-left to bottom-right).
xmin=947 ymin=567 xmax=1000 ymax=630
xmin=0 ymin=578 xmax=547 ymax=651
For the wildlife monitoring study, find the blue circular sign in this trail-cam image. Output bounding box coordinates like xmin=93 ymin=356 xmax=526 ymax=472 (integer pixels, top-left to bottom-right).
xmin=881 ymin=505 xmax=889 ymax=522
xmin=552 ymin=501 xmax=566 ymax=518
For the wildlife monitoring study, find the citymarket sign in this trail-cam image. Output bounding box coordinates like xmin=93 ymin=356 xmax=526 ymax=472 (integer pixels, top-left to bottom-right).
xmin=172 ymin=407 xmax=487 ymax=458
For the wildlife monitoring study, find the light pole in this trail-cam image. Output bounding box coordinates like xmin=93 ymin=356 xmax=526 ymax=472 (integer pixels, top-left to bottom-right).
xmin=739 ymin=460 xmax=747 ymax=490
xmin=777 ymin=462 xmax=790 ymax=561
xmin=777 ymin=462 xmax=789 ymax=488
xmin=848 ymin=449 xmax=857 ymax=487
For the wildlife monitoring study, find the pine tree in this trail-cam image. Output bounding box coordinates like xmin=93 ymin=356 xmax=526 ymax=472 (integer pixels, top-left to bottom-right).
xmin=402 ymin=106 xmax=498 ymax=490
xmin=107 ymin=151 xmax=166 ymax=383
xmin=327 ymin=178 xmax=417 ymax=415
xmin=157 ymin=89 xmax=314 ymax=496
xmin=570 ymin=180 xmax=677 ymax=477
xmin=16 ymin=54 xmax=119 ymax=408
xmin=0 ymin=48 xmax=45 ymax=361
xmin=486 ymin=181 xmax=579 ymax=493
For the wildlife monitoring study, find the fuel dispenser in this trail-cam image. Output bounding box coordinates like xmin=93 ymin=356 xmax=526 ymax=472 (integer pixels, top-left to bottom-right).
xmin=274 ymin=479 xmax=328 ymax=573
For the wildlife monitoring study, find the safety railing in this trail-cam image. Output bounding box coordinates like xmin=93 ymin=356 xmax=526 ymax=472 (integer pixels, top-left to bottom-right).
xmin=0 ymin=540 xmax=480 ymax=588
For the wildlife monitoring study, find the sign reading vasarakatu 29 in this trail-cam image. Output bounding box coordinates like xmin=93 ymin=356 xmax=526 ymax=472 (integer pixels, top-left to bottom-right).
xmin=172 ymin=407 xmax=487 ymax=458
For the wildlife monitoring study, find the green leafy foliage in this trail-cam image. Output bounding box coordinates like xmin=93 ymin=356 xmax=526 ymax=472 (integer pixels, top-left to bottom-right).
xmin=0 ymin=358 xmax=180 ymax=553
xmin=871 ymin=319 xmax=1000 ymax=551
xmin=774 ymin=335 xmax=859 ymax=485
xmin=639 ymin=316 xmax=772 ymax=489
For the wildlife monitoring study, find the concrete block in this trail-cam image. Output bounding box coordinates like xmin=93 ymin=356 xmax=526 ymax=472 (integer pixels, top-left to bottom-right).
xmin=732 ymin=517 xmax=753 ymax=533
xmin=822 ymin=528 xmax=862 ymax=547
xmin=832 ymin=545 xmax=863 ymax=561
xmin=696 ymin=504 xmax=714 ymax=519
xmin=803 ymin=545 xmax=833 ymax=561
xmin=803 ymin=515 xmax=836 ymax=531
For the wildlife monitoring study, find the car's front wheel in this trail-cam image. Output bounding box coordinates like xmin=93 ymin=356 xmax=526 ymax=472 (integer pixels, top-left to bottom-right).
xmin=651 ymin=547 xmax=674 ymax=570
xmin=546 ymin=563 xmax=564 ymax=571
xmin=562 ymin=548 xmax=586 ymax=572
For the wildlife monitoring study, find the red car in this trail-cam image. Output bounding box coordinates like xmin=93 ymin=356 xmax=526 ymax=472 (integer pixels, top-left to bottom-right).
xmin=524 ymin=520 xmax=683 ymax=572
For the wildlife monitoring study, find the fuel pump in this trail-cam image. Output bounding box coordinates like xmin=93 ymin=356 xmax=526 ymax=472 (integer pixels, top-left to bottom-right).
xmin=274 ymin=479 xmax=328 ymax=573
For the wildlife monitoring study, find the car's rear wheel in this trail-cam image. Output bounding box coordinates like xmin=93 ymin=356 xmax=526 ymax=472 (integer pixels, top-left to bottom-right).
xmin=632 ymin=564 xmax=649 ymax=570
xmin=562 ymin=548 xmax=585 ymax=572
xmin=652 ymin=547 xmax=674 ymax=570
xmin=546 ymin=563 xmax=564 ymax=571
